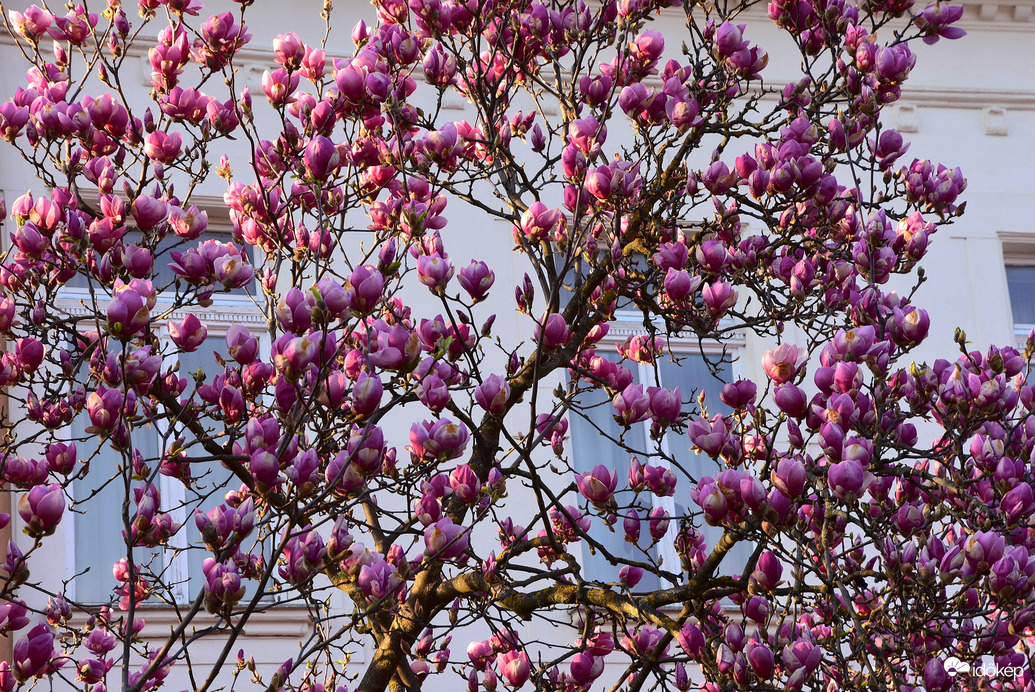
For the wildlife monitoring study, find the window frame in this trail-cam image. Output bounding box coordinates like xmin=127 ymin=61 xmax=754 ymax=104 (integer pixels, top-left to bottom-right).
xmin=1005 ymin=263 xmax=1035 ymax=350
xmin=998 ymin=233 xmax=1035 ymax=350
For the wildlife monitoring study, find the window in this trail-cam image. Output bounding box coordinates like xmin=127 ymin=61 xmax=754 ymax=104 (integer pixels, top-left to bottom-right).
xmin=568 ymin=324 xmax=754 ymax=590
xmin=1006 ymin=265 xmax=1035 ymax=349
xmin=63 ymin=228 xmax=257 ymax=298
xmin=63 ymin=200 xmax=267 ymax=604
xmin=69 ymin=333 xmax=257 ymax=604
xmin=71 ymin=409 xmax=162 ymax=602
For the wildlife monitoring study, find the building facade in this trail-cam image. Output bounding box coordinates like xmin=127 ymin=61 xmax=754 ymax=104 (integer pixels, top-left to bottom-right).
xmin=0 ymin=0 xmax=1033 ymax=688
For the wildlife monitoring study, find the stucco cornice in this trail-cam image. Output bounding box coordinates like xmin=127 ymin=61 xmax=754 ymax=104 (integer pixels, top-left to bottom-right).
xmin=957 ymin=0 xmax=1035 ymax=29
xmin=0 ymin=8 xmax=1032 ymax=128
xmin=897 ymin=85 xmax=1035 ymax=110
xmin=660 ymin=0 xmax=1035 ymax=31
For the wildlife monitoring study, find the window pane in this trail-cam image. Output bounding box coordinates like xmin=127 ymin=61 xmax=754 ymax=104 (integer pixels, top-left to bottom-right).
xmin=569 ymin=365 xmax=661 ymax=592
xmin=178 ymin=342 xmax=268 ymax=602
xmin=65 ymin=228 xmax=255 ymax=296
xmin=72 ymin=415 xmax=163 ymax=603
xmin=179 ymin=344 xmax=238 ymax=599
xmin=1007 ymin=266 xmax=1035 ymax=325
xmin=184 ymin=467 xmax=240 ymax=600
xmin=657 ymin=355 xmax=756 ymax=577
xmin=71 ymin=429 xmax=126 ymax=603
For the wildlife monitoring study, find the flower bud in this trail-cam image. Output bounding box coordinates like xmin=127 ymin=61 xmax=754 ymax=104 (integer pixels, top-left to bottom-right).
xmin=167 ymin=313 xmax=207 ymax=352
xmin=17 ymin=484 xmax=64 ymax=536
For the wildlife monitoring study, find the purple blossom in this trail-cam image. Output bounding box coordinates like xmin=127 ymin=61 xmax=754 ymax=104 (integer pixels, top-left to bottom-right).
xmin=575 ymin=464 xmax=618 ymax=506
xmin=762 ymin=344 xmax=806 ymax=384
xmin=408 ymin=419 xmax=470 ymax=462
xmin=167 ymin=313 xmax=207 ymax=352
xmin=12 ymin=623 xmax=54 ymax=681
xmin=458 ymin=260 xmax=495 ymax=301
xmin=19 ymin=488 xmax=67 ymax=534
xmin=424 ymin=517 xmax=470 ymax=560
xmin=474 ymin=374 xmax=511 ymax=416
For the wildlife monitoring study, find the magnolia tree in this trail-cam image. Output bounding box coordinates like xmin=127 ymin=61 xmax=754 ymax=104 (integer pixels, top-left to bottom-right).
xmin=0 ymin=0 xmax=1029 ymax=690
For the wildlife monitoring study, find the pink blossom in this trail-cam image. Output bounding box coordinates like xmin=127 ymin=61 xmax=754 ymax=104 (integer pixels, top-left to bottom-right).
xmin=474 ymin=374 xmax=510 ymax=416
xmin=424 ymin=517 xmax=469 ymax=559
xmin=536 ymin=313 xmax=572 ymax=350
xmin=17 ymin=484 xmax=64 ymax=537
xmin=496 ymin=650 xmax=530 ymax=688
xmin=167 ymin=314 xmax=207 ymax=352
xmin=575 ymin=465 xmax=618 ymax=506
xmin=762 ymin=344 xmax=806 ymax=384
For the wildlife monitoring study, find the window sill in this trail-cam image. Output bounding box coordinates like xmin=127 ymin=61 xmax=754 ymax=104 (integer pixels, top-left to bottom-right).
xmin=68 ymin=604 xmax=313 ymax=639
xmin=53 ymin=296 xmax=268 ymax=328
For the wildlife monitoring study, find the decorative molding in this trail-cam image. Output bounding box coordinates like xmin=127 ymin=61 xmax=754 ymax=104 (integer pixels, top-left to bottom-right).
xmin=894 ymin=104 xmax=920 ymax=133
xmin=539 ymin=100 xmax=560 ymax=116
xmin=1 ymin=21 xmax=1032 ymax=120
xmin=66 ymin=606 xmax=324 ymax=656
xmin=999 ymin=231 xmax=1035 ymax=261
xmin=440 ymin=92 xmax=468 ymax=111
xmin=983 ymin=106 xmax=1010 ymax=135
xmin=898 ymin=86 xmax=1035 ymax=111
xmin=132 ymin=605 xmax=313 ymax=639
xmin=658 ymin=0 xmax=1035 ymax=30
xmin=606 ymin=318 xmax=747 ymax=349
xmin=958 ymin=0 xmax=1035 ymax=28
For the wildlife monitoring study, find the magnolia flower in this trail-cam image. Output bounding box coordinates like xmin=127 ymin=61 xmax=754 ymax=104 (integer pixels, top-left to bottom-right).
xmin=408 ymin=419 xmax=470 ymax=462
xmin=458 ymin=260 xmax=495 ymax=301
xmin=536 ymin=313 xmax=572 ymax=350
xmin=107 ymin=288 xmax=150 ymax=340
xmin=424 ymin=517 xmax=469 ymax=559
xmin=167 ymin=314 xmax=207 ymax=352
xmin=751 ymin=551 xmax=783 ymax=592
xmin=12 ymin=623 xmax=54 ymax=681
xmin=303 ymin=135 xmax=340 ymax=179
xmin=772 ymin=457 xmax=807 ymax=498
xmin=496 ymin=650 xmax=530 ymax=688
xmin=762 ymin=344 xmax=806 ymax=384
xmin=416 ymin=253 xmax=454 ymax=293
xmin=575 ymin=465 xmax=618 ymax=506
xmin=827 ymin=459 xmax=872 ymax=502
xmin=474 ymin=374 xmax=510 ymax=416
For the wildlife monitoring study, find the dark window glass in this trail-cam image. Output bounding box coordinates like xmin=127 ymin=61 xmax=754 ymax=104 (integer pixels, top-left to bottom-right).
xmin=1007 ymin=266 xmax=1035 ymax=325
xmin=65 ymin=227 xmax=255 ymax=296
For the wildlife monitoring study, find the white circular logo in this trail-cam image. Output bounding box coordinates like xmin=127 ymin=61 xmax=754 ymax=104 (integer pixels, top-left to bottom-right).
xmin=944 ymin=656 xmax=971 ymax=678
